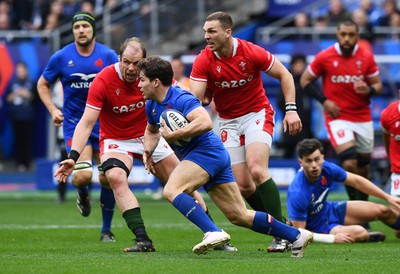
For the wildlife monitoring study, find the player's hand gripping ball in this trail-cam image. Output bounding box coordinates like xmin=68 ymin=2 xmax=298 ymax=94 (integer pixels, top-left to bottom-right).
xmin=160 ymin=109 xmax=191 ymax=146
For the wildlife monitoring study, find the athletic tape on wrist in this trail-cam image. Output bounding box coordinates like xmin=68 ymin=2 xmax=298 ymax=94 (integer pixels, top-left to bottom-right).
xmin=68 ymin=149 xmax=80 ymax=163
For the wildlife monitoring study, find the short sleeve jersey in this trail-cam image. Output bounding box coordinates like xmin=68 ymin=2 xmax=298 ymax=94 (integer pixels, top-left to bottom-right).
xmin=307 ymin=43 xmax=379 ymax=123
xmin=145 ymin=85 xmax=223 ymax=157
xmin=86 ymin=63 xmax=147 ymax=141
xmin=380 ymin=100 xmax=400 ymax=173
xmin=41 ymin=42 xmax=118 ymax=130
xmin=190 ymin=38 xmax=274 ymax=119
xmin=287 ymin=161 xmax=347 ymax=231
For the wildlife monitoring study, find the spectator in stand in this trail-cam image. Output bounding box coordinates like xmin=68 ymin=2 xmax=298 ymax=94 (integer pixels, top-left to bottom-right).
xmin=378 ymin=0 xmax=399 ymax=26
xmin=48 ymin=0 xmax=70 ymax=27
xmin=352 ymin=8 xmax=375 ymax=49
xmin=278 ymin=53 xmax=314 ymax=158
xmin=11 ymin=0 xmax=33 ymax=30
xmin=170 ymin=54 xmax=190 ymax=87
xmin=79 ymin=0 xmax=95 ymax=15
xmin=325 ymin=0 xmax=352 ymax=26
xmin=5 ymin=62 xmax=36 ymax=172
xmin=313 ymin=16 xmax=334 ymax=39
xmin=388 ymin=11 xmax=400 ymax=40
xmin=358 ymin=0 xmax=383 ymax=27
xmin=0 ymin=12 xmax=9 ymax=29
xmin=290 ymin=12 xmax=311 ymax=40
xmin=43 ymin=13 xmax=60 ymax=32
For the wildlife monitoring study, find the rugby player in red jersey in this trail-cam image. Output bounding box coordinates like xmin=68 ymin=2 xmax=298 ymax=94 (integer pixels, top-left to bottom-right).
xmin=300 ymin=19 xmax=383 ymax=227
xmin=190 ymin=11 xmax=302 ymax=252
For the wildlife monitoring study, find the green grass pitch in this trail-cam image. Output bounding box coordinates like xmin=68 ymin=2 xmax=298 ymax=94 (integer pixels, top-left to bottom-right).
xmin=1 ymin=191 xmax=399 ymax=274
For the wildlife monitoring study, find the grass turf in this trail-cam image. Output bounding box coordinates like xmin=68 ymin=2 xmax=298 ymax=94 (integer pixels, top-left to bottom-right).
xmin=1 ymin=191 xmax=399 ymax=274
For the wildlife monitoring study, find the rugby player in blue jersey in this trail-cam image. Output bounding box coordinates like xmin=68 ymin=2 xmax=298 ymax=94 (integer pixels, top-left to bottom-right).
xmin=138 ymin=56 xmax=313 ymax=257
xmin=287 ymin=138 xmax=400 ymax=243
xmin=37 ymin=11 xmax=118 ymax=242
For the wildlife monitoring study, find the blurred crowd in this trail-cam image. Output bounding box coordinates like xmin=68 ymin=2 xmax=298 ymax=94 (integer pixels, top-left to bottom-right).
xmin=0 ymin=0 xmax=141 ymax=33
xmin=1 ymin=0 xmax=400 ymax=45
xmin=283 ymin=0 xmax=400 ymax=44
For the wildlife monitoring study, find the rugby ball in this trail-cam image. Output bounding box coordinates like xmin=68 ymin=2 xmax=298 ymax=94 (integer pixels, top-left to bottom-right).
xmin=160 ymin=109 xmax=191 ymax=146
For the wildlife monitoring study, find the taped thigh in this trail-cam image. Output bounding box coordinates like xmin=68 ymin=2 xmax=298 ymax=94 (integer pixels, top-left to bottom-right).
xmin=101 ymin=158 xmax=130 ymax=177
xmin=73 ymin=160 xmax=92 ymax=174
xmin=336 ymin=147 xmax=357 ymax=164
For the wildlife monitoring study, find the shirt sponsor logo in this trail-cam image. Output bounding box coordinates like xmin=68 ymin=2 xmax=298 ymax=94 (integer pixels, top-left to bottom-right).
xmin=215 ymin=75 xmax=254 ymax=88
xmin=331 ymin=75 xmax=364 ymax=83
xmin=70 ymin=73 xmax=97 ymax=89
xmin=112 ymin=101 xmax=145 ymax=113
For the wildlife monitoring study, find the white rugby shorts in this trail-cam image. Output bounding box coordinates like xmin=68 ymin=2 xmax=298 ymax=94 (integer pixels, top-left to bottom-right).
xmin=326 ymin=120 xmax=374 ymax=154
xmin=390 ymin=173 xmax=400 ymax=196
xmin=100 ymin=136 xmax=174 ymax=163
xmin=218 ymin=108 xmax=274 ymax=164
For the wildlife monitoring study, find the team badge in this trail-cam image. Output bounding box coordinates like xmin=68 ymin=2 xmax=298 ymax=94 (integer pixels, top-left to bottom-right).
xmin=68 ymin=60 xmax=74 ymax=67
xmin=333 ymin=61 xmax=338 ymax=67
xmin=239 ymin=61 xmax=246 ymax=71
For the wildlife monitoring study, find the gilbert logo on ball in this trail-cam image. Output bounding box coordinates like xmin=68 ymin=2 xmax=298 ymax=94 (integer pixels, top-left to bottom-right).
xmin=160 ymin=109 xmax=191 ymax=146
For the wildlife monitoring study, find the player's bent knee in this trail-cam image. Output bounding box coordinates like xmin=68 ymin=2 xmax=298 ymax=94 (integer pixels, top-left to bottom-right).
xmin=377 ymin=204 xmax=391 ymax=218
xmin=163 ymin=185 xmax=181 ymax=203
xmin=352 ymin=225 xmax=369 ymax=242
xmin=247 ymin=165 xmax=265 ymax=182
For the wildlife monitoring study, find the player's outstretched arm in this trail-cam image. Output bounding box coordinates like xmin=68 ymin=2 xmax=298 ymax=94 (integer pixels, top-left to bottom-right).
xmin=345 ymin=172 xmax=400 ymax=211
xmin=54 ymin=159 xmax=75 ymax=183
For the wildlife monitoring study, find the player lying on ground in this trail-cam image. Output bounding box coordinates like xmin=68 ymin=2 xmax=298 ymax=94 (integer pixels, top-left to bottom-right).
xmin=287 ymin=138 xmax=400 ymax=243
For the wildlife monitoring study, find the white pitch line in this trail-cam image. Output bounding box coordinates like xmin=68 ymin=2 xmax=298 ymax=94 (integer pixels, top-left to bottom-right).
xmin=0 ymin=222 xmax=236 ymax=230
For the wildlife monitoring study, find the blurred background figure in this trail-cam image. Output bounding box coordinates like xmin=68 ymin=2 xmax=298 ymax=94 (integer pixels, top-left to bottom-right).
xmin=278 ymin=54 xmax=314 ymax=158
xmin=358 ymin=0 xmax=383 ymax=26
xmin=352 ymin=8 xmax=374 ymax=50
xmin=5 ymin=62 xmax=36 ymax=172
xmin=378 ymin=0 xmax=399 ymax=27
xmin=325 ymin=0 xmax=352 ymax=26
xmin=291 ymin=12 xmax=311 ymax=40
xmin=170 ymin=54 xmax=190 ymax=87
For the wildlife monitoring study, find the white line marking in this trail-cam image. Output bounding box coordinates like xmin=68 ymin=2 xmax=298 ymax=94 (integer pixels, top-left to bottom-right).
xmin=0 ymin=222 xmax=236 ymax=230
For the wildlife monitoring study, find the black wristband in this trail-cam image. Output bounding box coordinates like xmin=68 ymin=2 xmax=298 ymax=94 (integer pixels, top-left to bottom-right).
xmin=68 ymin=149 xmax=80 ymax=163
xmin=304 ymin=83 xmax=326 ymax=104
xmin=369 ymin=86 xmax=377 ymax=96
xmin=285 ymin=103 xmax=297 ymax=112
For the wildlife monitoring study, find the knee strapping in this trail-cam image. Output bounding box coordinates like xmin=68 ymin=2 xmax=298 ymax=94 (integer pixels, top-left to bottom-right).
xmin=101 ymin=158 xmax=130 ymax=177
xmin=73 ymin=160 xmax=92 ymax=173
xmin=337 ymin=147 xmax=357 ymax=164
